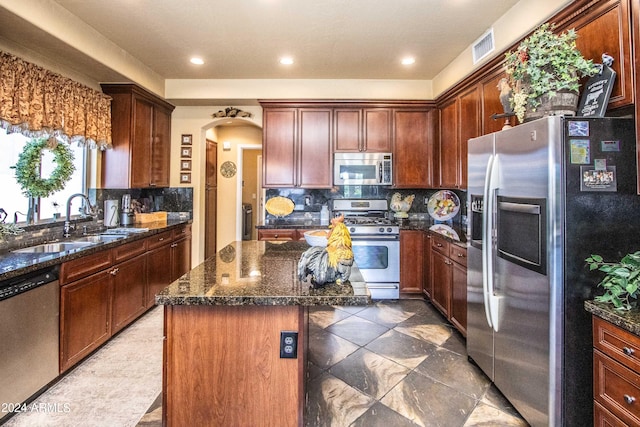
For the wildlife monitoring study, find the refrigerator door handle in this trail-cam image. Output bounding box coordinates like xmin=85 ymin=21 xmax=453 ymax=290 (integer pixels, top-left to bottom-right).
xmin=486 ymin=154 xmax=504 ymax=332
xmin=482 ymin=154 xmax=495 ymax=329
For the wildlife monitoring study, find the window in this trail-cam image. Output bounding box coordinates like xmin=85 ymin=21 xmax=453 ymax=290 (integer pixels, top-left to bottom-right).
xmin=0 ymin=128 xmax=87 ymax=222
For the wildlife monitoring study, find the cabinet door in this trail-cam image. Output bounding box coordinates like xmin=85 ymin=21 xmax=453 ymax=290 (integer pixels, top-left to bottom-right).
xmin=151 ymin=105 xmax=172 ymax=187
xmin=263 ymin=109 xmax=297 ymax=187
xmin=60 ymin=271 xmax=112 ymax=372
xmin=422 ymin=233 xmax=433 ymax=298
xmin=438 ymin=99 xmax=460 ymax=188
xmin=430 ymin=250 xmax=451 ymax=317
xmin=363 ymin=109 xmax=392 ymax=152
xmin=298 ymin=109 xmax=332 ymax=188
xmin=450 ymin=261 xmax=467 ymax=336
xmin=112 ymin=254 xmax=147 ymax=333
xmin=482 ymin=71 xmax=510 ymax=135
xmin=394 ymin=110 xmax=433 ymax=188
xmin=130 ymin=95 xmax=154 ymax=188
xmin=171 ymin=236 xmax=192 ymax=282
xmin=147 ymin=243 xmax=172 ymax=307
xmin=400 ymin=230 xmax=423 ymax=293
xmin=334 ymin=109 xmax=362 ymax=152
xmin=458 ymin=86 xmax=480 ymax=188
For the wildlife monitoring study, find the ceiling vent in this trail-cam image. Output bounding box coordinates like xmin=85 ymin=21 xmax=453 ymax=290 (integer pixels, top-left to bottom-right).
xmin=472 ymin=28 xmax=495 ymax=64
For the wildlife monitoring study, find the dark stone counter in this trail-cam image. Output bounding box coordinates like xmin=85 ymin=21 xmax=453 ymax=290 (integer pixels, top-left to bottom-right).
xmin=585 ymin=300 xmax=640 ymax=336
xmin=156 ymin=240 xmax=370 ymax=307
xmin=0 ymin=220 xmax=190 ymax=282
xmin=397 ymin=219 xmax=468 ymax=246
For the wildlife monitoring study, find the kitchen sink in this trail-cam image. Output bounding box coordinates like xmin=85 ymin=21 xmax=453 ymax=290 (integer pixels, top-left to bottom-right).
xmin=71 ymin=234 xmax=125 ymax=244
xmin=13 ymin=241 xmax=94 ymax=254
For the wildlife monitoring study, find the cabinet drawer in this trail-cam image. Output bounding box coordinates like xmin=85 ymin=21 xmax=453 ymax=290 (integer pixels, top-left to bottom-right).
xmin=61 ymin=250 xmax=113 ymax=283
xmin=172 ymin=224 xmax=192 ymax=239
xmin=449 ymin=244 xmax=467 ymax=267
xmin=431 ymin=233 xmax=450 ymax=255
xmin=594 ymin=317 xmax=640 ymax=373
xmin=113 ymin=238 xmax=147 ymax=262
xmin=258 ymin=229 xmax=297 ymax=241
xmin=594 ymin=350 xmax=640 ymax=426
xmin=595 ymin=401 xmax=631 ymax=427
xmin=147 ymin=230 xmax=173 ymax=249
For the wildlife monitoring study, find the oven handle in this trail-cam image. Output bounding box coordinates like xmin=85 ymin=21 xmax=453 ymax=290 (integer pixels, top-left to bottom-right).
xmin=350 ymin=235 xmax=399 ymax=241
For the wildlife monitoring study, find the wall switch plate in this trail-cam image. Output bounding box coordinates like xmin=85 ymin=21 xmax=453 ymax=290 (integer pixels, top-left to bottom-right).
xmin=280 ymin=331 xmax=298 ymax=359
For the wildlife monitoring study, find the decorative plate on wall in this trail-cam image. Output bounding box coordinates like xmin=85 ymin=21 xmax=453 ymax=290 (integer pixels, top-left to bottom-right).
xmin=220 ymin=161 xmax=237 ymax=178
xmin=265 ymin=196 xmax=295 ymax=217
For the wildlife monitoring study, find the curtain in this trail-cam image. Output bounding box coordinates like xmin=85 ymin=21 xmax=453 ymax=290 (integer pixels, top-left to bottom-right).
xmin=0 ymin=51 xmax=112 ymax=149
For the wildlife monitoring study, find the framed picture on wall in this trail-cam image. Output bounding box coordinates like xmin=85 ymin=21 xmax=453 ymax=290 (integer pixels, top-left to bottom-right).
xmin=181 ymin=147 xmax=192 ymax=158
xmin=180 ymin=173 xmax=191 ymax=183
xmin=181 ymin=160 xmax=192 ymax=171
xmin=181 ymin=134 xmax=192 ymax=145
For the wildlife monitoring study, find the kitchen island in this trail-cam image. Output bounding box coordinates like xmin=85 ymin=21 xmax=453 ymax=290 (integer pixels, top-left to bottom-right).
xmin=156 ymin=240 xmax=369 ymax=427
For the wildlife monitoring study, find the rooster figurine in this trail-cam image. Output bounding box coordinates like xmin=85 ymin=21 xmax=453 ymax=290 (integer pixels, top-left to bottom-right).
xmin=390 ymin=193 xmax=415 ymax=219
xmin=298 ymin=215 xmax=354 ymax=287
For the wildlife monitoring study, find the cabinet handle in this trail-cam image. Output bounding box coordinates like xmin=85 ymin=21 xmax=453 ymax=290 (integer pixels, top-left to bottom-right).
xmin=274 ymin=234 xmax=279 ymax=238
xmin=623 ymin=346 xmax=635 ymax=356
xmin=158 ymin=238 xmax=164 ymax=242
xmin=171 ymin=243 xmax=178 ymax=248
xmin=624 ymin=394 xmax=636 ymax=404
xmin=436 ymin=243 xmax=443 ymax=247
xmin=109 ymin=267 xmax=119 ymax=275
xmin=445 ymin=260 xmax=452 ymax=265
xmin=457 ymin=253 xmax=465 ymax=258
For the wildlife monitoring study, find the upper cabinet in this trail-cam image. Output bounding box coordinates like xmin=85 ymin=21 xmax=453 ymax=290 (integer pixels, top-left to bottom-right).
xmin=334 ymin=108 xmax=392 ymax=152
xmin=261 ymin=105 xmax=332 ymax=188
xmin=437 ymin=98 xmax=460 ymax=189
xmin=393 ymin=109 xmax=435 ymax=188
xmin=101 ymin=84 xmax=175 ymax=189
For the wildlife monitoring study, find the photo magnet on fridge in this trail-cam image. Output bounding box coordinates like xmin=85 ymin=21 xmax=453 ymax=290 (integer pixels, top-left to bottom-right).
xmin=569 ymin=139 xmax=590 ymax=164
xmin=580 ymin=165 xmax=617 ymax=192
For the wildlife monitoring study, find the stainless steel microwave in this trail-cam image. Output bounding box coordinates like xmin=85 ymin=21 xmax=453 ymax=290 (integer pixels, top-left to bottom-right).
xmin=334 ymin=152 xmax=393 ymax=186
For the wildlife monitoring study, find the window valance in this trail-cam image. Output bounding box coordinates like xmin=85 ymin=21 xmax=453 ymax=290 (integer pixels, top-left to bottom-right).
xmin=0 ymin=51 xmax=112 ymax=149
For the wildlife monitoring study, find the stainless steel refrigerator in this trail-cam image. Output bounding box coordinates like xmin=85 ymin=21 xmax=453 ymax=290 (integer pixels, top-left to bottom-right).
xmin=467 ymin=116 xmax=640 ymax=426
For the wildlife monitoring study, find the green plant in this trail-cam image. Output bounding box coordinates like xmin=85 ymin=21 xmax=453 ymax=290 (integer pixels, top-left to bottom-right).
xmin=504 ymin=23 xmax=598 ymax=123
xmin=586 ymin=251 xmax=640 ymax=311
xmin=0 ymin=223 xmax=24 ymax=241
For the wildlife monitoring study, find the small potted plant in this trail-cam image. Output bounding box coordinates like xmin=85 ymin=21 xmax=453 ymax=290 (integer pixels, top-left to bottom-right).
xmin=505 ymin=23 xmax=598 ymax=123
xmin=586 ymin=251 xmax=640 ymax=311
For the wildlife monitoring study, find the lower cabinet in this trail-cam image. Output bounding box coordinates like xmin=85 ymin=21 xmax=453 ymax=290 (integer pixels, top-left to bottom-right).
xmin=428 ymin=232 xmax=467 ymax=336
xmin=592 ymin=316 xmax=640 ymax=426
xmin=60 ymin=224 xmax=192 ymax=373
xmin=400 ymin=230 xmax=423 ymax=294
xmin=60 ymin=269 xmax=112 ymax=372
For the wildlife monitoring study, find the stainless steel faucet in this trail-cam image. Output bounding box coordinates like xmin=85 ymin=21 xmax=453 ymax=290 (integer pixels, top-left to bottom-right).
xmin=63 ymin=193 xmax=95 ymax=238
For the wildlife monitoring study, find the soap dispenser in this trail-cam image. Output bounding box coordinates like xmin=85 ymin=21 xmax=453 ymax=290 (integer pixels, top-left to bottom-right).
xmin=320 ymin=205 xmax=330 ymax=225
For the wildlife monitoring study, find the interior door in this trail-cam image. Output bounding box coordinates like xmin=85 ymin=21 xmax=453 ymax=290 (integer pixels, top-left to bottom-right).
xmin=205 ymin=139 xmax=217 ymax=259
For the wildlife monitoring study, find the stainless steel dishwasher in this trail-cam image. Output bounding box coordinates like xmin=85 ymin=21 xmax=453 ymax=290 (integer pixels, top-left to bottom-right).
xmin=0 ymin=267 xmax=59 ymax=422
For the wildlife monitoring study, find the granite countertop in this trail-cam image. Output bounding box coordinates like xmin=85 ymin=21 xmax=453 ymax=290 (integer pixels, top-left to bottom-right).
xmin=585 ymin=300 xmax=640 ymax=336
xmin=0 ymin=220 xmax=191 ymax=282
xmin=156 ymin=240 xmax=370 ymax=307
xmin=258 ymin=218 xmax=468 ymax=245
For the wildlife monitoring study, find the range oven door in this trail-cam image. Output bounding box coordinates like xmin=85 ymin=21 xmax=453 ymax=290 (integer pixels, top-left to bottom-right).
xmin=350 ymin=236 xmax=399 ymax=299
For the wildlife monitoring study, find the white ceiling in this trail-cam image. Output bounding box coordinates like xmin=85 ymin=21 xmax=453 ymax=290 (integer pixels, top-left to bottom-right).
xmin=1 ymin=0 xmax=521 ymax=82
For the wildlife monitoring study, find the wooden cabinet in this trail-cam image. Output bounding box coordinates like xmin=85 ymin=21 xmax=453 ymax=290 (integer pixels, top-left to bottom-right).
xmin=482 ymin=71 xmax=511 ymax=135
xmin=428 ymin=232 xmax=467 ymax=335
xmin=101 ymin=84 xmax=175 ymax=189
xmin=422 ymin=233 xmax=432 ymax=298
xmin=147 ymin=242 xmax=172 ymax=307
xmin=399 ymin=230 xmax=423 ymax=294
xmin=60 ymin=268 xmax=112 ymax=372
xmin=261 ymin=107 xmax=332 ymax=188
xmin=437 ymin=99 xmax=460 ymax=189
xmin=334 ymin=108 xmax=392 ymax=152
xmin=593 ymin=316 xmax=640 ymax=426
xmin=449 ymin=244 xmax=468 ymax=336
xmin=257 ymin=228 xmax=309 ymax=241
xmin=111 ymin=253 xmax=147 ymax=334
xmin=393 ymin=109 xmax=434 ymax=188
xmin=171 ymin=225 xmax=192 ymax=282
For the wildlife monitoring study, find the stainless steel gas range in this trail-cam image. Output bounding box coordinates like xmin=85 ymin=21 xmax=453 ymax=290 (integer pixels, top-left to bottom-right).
xmin=332 ymin=199 xmax=399 ymax=299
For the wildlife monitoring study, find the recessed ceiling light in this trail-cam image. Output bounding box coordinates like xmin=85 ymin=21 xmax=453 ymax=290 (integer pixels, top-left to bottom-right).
xmin=279 ymin=57 xmax=294 ymax=65
xmin=190 ymin=57 xmax=204 ymax=65
xmin=401 ymin=57 xmax=416 ymax=65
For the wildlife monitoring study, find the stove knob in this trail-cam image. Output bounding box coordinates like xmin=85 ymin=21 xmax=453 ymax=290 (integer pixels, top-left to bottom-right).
xmin=350 ymin=227 xmax=356 ymax=233
xmin=379 ymin=227 xmax=384 ymax=233
xmin=387 ymin=227 xmax=392 ymax=233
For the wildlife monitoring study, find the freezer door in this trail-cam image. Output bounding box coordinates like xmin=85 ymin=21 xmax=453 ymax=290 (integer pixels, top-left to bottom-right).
xmin=466 ymin=133 xmax=495 ymax=380
xmin=491 ymin=118 xmax=557 ymax=427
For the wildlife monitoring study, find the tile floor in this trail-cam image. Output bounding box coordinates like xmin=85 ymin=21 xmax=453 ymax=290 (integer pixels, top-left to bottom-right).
xmin=3 ymin=300 xmax=529 ymax=427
